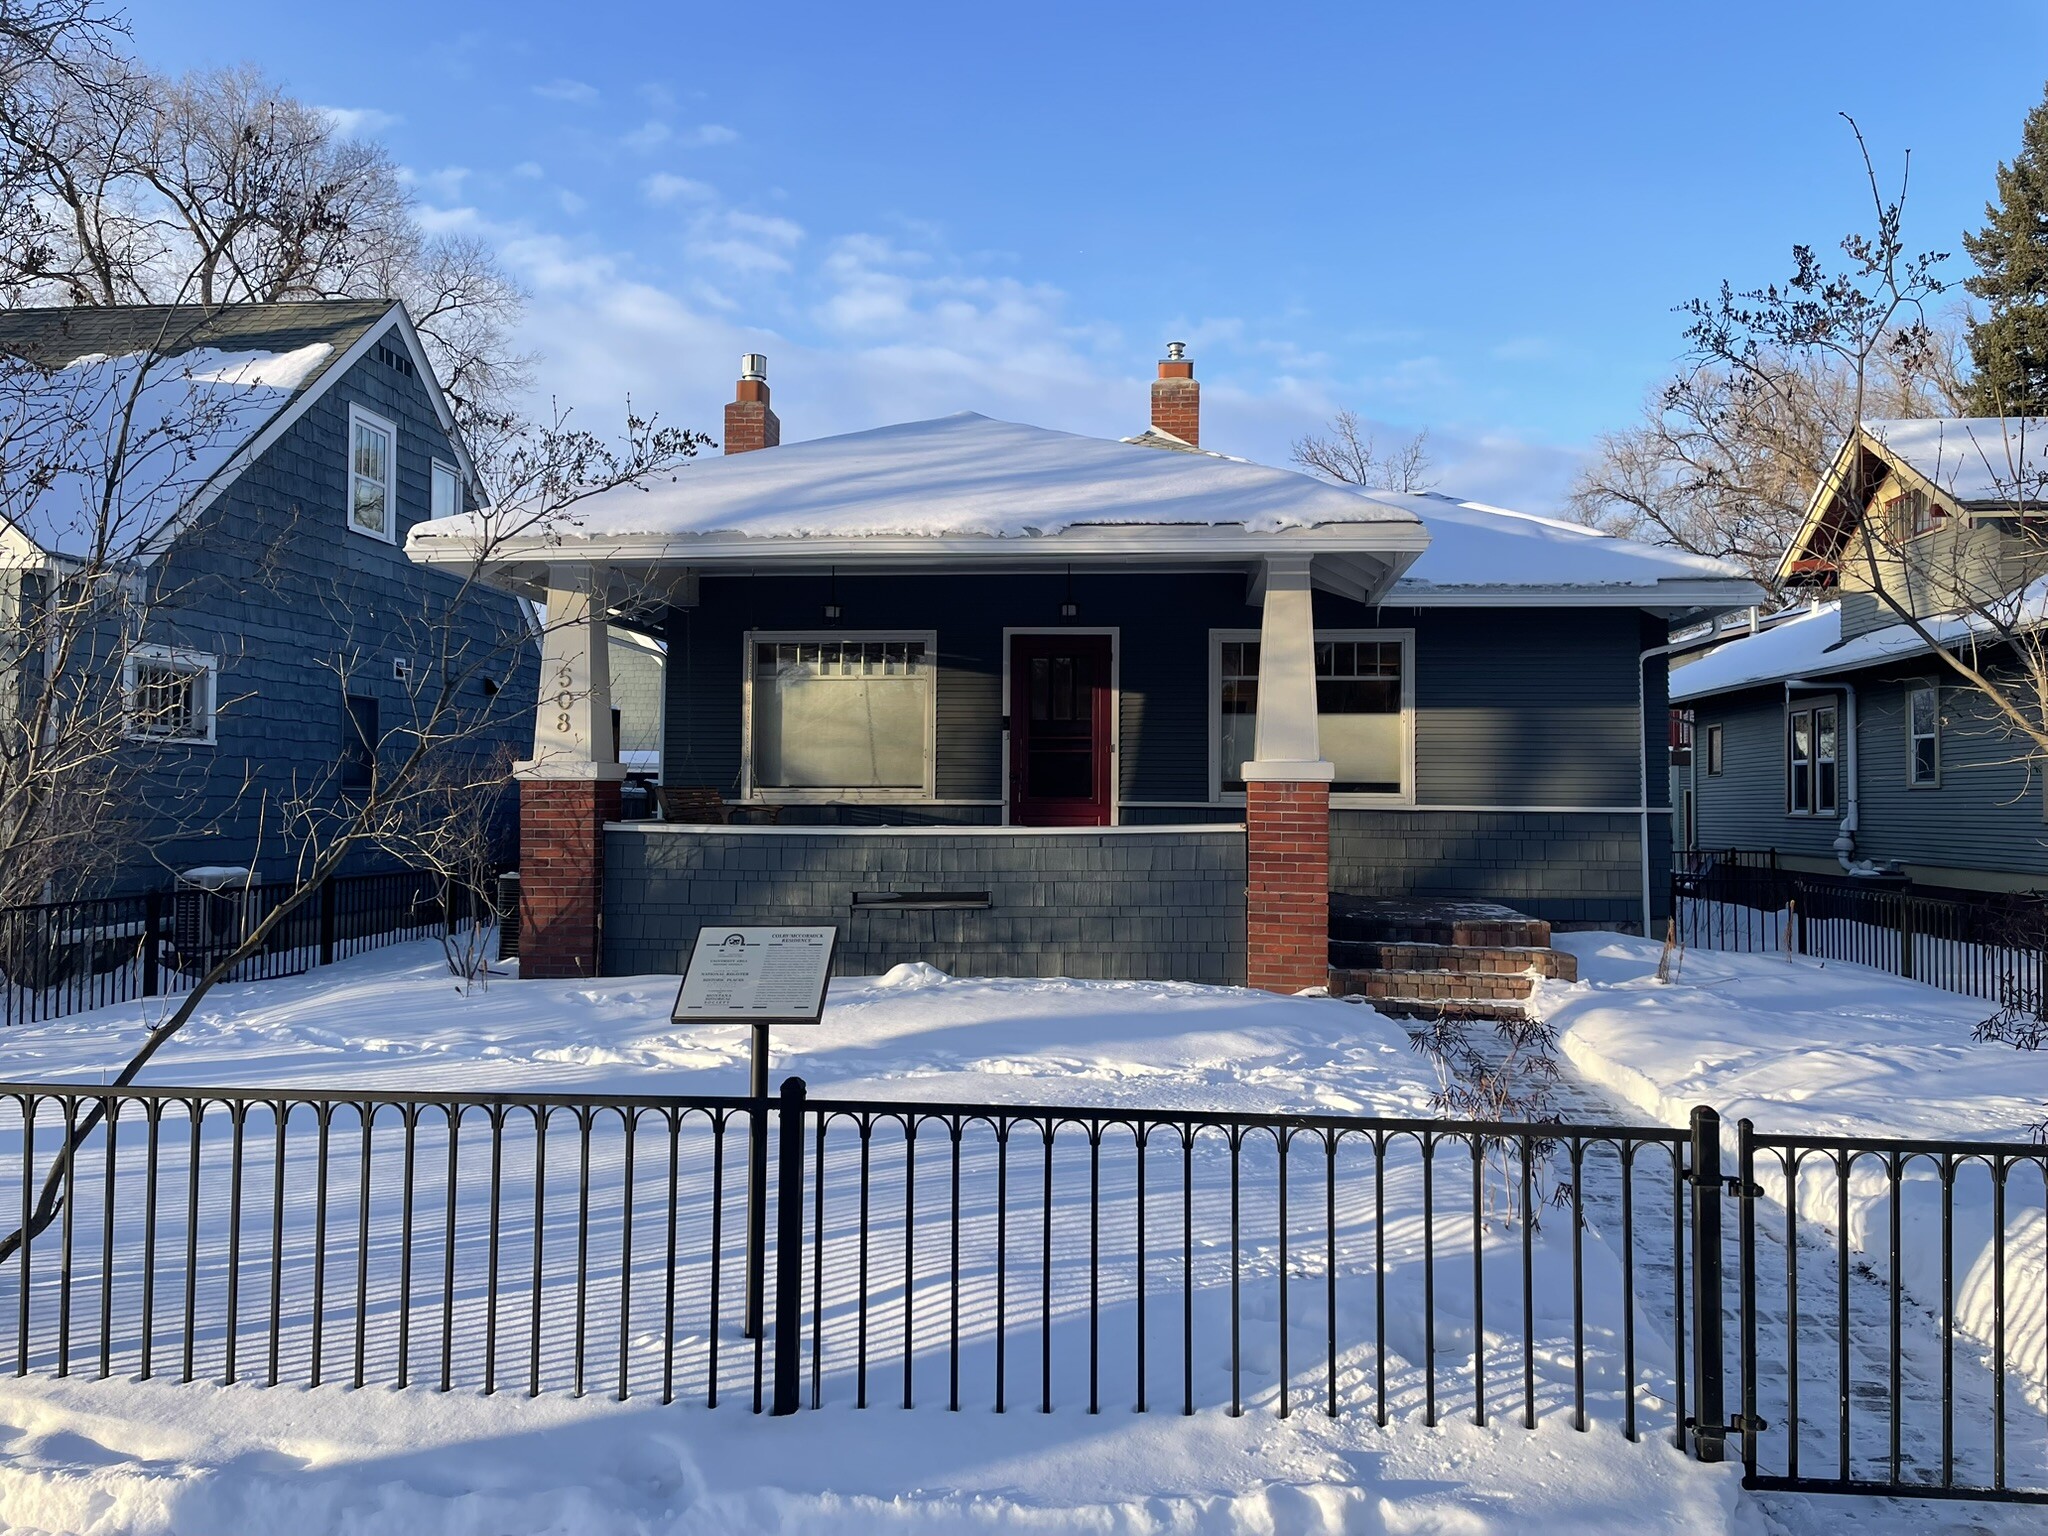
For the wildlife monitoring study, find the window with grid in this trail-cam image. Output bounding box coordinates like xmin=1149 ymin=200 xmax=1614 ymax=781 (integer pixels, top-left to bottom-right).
xmin=125 ymin=651 xmax=214 ymax=743
xmin=1217 ymin=632 xmax=1407 ymax=796
xmin=749 ymin=637 xmax=933 ymax=793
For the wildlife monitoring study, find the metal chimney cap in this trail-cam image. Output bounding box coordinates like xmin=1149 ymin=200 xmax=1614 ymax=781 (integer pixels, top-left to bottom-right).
xmin=1164 ymin=341 xmax=1187 ymax=361
xmin=740 ymin=353 xmax=768 ymax=381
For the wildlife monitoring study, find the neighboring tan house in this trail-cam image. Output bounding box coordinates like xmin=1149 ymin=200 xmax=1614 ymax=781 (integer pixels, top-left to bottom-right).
xmin=0 ymin=300 xmax=537 ymax=892
xmin=411 ymin=348 xmax=1761 ymax=988
xmin=1675 ymin=417 xmax=2048 ymax=891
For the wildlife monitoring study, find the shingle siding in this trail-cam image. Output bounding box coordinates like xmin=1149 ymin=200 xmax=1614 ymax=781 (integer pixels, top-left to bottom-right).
xmin=603 ymin=826 xmax=1249 ymax=983
xmin=109 ymin=326 xmax=537 ymax=888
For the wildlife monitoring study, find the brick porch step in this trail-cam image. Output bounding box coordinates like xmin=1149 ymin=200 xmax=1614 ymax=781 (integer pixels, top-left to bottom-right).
xmin=1329 ymin=967 xmax=1537 ymax=1003
xmin=1333 ymin=942 xmax=1578 ymax=980
xmin=1327 ymin=896 xmax=1551 ymax=951
xmin=1342 ymin=994 xmax=1532 ymax=1023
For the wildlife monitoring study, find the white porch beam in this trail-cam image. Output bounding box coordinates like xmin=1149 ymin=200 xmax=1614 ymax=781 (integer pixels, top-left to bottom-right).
xmin=1243 ymin=554 xmax=1335 ymax=783
xmin=516 ymin=563 xmax=626 ymax=782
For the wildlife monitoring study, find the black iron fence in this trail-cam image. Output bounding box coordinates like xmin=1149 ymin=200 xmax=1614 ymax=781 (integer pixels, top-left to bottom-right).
xmin=1673 ymin=855 xmax=2048 ymax=1014
xmin=0 ymin=870 xmax=489 ymax=1029
xmin=0 ymin=1076 xmax=2041 ymax=1507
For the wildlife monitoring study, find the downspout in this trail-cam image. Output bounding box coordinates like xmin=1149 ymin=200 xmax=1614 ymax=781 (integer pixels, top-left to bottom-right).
xmin=1638 ymin=638 xmax=1689 ymax=939
xmin=1786 ymin=677 xmax=1863 ymax=872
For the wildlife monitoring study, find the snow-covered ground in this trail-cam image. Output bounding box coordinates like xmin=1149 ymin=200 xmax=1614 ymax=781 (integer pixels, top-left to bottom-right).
xmin=1544 ymin=933 xmax=2048 ymax=1520
xmin=0 ymin=946 xmax=1750 ymax=1535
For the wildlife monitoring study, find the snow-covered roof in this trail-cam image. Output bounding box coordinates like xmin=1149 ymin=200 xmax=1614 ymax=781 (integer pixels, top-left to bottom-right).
xmin=1669 ymin=586 xmax=2047 ymax=701
xmin=424 ymin=413 xmax=1426 ymax=549
xmin=1863 ymin=417 xmax=2048 ymax=505
xmin=1 ymin=343 xmax=335 ymax=560
xmin=0 ymin=300 xmax=443 ymax=564
xmin=1356 ymin=490 xmax=1756 ymax=598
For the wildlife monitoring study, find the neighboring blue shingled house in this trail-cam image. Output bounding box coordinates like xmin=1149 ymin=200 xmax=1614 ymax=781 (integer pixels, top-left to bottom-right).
xmin=0 ymin=300 xmax=537 ymax=892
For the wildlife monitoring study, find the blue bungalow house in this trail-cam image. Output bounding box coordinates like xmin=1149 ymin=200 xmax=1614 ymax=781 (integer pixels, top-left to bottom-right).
xmin=410 ymin=349 xmax=1762 ymax=990
xmin=0 ymin=300 xmax=537 ymax=893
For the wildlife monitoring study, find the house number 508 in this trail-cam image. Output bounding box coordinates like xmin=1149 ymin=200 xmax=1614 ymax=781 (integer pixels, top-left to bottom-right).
xmin=556 ymin=660 xmax=575 ymax=735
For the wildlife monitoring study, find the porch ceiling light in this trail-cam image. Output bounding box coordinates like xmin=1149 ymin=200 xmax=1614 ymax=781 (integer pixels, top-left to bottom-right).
xmin=1060 ymin=564 xmax=1079 ymax=621
xmin=823 ymin=566 xmax=842 ymax=624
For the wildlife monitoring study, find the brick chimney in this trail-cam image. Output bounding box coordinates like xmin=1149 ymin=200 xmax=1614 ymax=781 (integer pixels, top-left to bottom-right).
xmin=1150 ymin=341 xmax=1199 ymax=447
xmin=724 ymin=353 xmax=781 ymax=454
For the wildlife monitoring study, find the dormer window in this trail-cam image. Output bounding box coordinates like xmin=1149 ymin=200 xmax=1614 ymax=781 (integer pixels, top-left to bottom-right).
xmin=348 ymin=404 xmax=397 ymax=542
xmin=1882 ymin=490 xmax=1943 ymax=543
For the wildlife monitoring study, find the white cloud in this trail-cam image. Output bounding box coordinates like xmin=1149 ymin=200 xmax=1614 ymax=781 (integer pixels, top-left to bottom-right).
xmin=680 ymin=124 xmax=739 ymax=147
xmin=642 ymin=173 xmax=715 ymax=205
xmin=317 ymin=105 xmax=399 ymax=137
xmin=480 ymin=204 xmax=1584 ymax=513
xmin=558 ymin=189 xmax=588 ymax=216
xmin=622 ymin=120 xmax=670 ymax=152
xmin=533 ymin=78 xmax=599 ymax=104
xmin=513 ymin=161 xmax=545 ymax=179
xmin=400 ymin=165 xmax=471 ymax=203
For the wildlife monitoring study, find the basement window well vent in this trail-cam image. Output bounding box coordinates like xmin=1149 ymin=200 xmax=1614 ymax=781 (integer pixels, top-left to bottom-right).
xmin=851 ymin=891 xmax=993 ymax=911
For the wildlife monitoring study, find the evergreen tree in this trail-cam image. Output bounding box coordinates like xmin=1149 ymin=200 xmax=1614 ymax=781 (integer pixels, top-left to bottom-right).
xmin=1965 ymin=82 xmax=2048 ymax=414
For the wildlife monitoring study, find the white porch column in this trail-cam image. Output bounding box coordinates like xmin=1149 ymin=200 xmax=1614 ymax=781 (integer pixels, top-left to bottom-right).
xmin=1241 ymin=554 xmax=1334 ymax=994
xmin=516 ymin=564 xmax=626 ymax=782
xmin=515 ymin=564 xmax=624 ymax=980
xmin=1243 ymin=554 xmax=1333 ymax=785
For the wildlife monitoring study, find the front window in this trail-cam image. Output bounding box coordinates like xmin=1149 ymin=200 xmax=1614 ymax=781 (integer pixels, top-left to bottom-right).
xmin=349 ymin=406 xmax=397 ymax=541
xmin=1907 ymin=684 xmax=1939 ymax=786
xmin=1705 ymin=723 xmax=1724 ymax=776
xmin=124 ymin=647 xmax=216 ymax=744
xmin=1786 ymin=701 xmax=1837 ymax=816
xmin=747 ymin=634 xmax=935 ymax=797
xmin=1215 ymin=629 xmax=1411 ymax=798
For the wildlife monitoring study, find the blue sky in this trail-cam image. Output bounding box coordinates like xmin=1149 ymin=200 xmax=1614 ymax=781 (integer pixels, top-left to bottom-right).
xmin=138 ymin=1 xmax=2048 ymax=509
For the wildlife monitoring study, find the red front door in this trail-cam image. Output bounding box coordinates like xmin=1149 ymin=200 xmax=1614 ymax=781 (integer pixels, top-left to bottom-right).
xmin=1008 ymin=633 xmax=1113 ymax=826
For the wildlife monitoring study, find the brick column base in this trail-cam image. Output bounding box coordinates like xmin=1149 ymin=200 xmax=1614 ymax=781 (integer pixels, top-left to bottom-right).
xmin=517 ymin=777 xmax=620 ymax=979
xmin=1245 ymin=779 xmax=1330 ymax=993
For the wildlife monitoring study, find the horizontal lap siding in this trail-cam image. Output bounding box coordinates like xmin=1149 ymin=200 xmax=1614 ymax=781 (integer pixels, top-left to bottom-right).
xmin=1692 ymin=662 xmax=2048 ymax=880
xmin=603 ymin=828 xmax=1249 ymax=984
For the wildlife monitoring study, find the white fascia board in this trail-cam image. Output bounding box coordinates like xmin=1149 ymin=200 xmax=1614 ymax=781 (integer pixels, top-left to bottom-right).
xmin=408 ymin=523 xmax=1433 ymax=574
xmin=1389 ymin=579 xmax=1769 ymax=611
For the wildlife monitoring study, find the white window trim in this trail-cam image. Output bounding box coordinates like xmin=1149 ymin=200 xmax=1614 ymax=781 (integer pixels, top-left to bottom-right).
xmin=1704 ymin=723 xmax=1723 ymax=777
xmin=1906 ymin=681 xmax=1941 ymax=789
xmin=999 ymin=627 xmax=1121 ymax=827
xmin=430 ymin=458 xmax=461 ymax=522
xmin=1784 ymin=700 xmax=1839 ymax=817
xmin=1208 ymin=627 xmax=1416 ymax=809
xmin=122 ymin=644 xmax=218 ymax=746
xmin=740 ymin=629 xmax=939 ymax=803
xmin=347 ymin=403 xmax=399 ymax=544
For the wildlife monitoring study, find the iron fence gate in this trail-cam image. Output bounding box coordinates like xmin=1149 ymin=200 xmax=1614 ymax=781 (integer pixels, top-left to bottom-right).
xmin=0 ymin=1077 xmax=2041 ymax=1508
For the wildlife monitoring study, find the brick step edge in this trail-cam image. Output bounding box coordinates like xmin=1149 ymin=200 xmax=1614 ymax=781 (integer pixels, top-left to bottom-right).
xmin=1329 ymin=941 xmax=1578 ymax=980
xmin=1327 ymin=967 xmax=1537 ymax=1002
xmin=1328 ymin=918 xmax=1554 ymax=949
xmin=1342 ymin=995 xmax=1531 ymax=1023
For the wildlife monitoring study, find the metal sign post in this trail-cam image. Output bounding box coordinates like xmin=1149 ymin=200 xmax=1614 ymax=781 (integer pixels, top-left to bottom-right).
xmin=671 ymin=925 xmax=837 ymax=1343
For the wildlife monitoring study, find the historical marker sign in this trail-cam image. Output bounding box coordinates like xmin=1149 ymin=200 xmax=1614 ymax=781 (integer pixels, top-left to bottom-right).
xmin=672 ymin=926 xmax=838 ymax=1026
